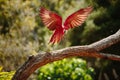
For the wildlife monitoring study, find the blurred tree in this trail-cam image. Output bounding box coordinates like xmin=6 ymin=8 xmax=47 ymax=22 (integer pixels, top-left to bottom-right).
xmin=0 ymin=0 xmax=90 ymax=75
xmin=69 ymin=0 xmax=120 ymax=79
xmin=0 ymin=0 xmax=120 ymax=80
xmin=0 ymin=0 xmax=40 ymax=71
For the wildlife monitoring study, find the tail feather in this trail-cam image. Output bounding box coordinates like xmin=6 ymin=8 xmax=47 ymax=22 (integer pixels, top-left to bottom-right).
xmin=49 ymin=28 xmax=64 ymax=44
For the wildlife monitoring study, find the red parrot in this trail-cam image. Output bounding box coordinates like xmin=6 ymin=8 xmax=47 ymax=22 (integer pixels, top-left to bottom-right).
xmin=40 ymin=6 xmax=93 ymax=44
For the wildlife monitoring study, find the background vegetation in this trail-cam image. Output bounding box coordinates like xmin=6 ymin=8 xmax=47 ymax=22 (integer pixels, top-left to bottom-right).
xmin=0 ymin=66 xmax=14 ymax=80
xmin=37 ymin=58 xmax=94 ymax=80
xmin=0 ymin=0 xmax=119 ymax=80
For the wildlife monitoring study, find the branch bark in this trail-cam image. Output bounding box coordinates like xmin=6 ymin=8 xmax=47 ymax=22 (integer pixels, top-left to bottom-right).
xmin=12 ymin=29 xmax=120 ymax=80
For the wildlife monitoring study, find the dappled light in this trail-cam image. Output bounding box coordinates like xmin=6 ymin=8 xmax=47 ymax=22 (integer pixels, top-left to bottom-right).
xmin=0 ymin=0 xmax=120 ymax=80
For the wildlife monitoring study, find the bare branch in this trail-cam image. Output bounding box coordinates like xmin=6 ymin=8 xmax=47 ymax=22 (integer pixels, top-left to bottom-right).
xmin=12 ymin=29 xmax=120 ymax=80
xmin=89 ymin=29 xmax=120 ymax=51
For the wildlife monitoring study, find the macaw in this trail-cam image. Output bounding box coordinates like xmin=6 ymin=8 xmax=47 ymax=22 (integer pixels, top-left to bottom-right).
xmin=40 ymin=6 xmax=92 ymax=44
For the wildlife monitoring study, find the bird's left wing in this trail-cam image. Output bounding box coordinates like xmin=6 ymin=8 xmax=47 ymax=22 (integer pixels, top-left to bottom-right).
xmin=64 ymin=6 xmax=93 ymax=30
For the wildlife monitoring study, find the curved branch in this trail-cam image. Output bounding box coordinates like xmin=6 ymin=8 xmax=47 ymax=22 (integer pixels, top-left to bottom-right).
xmin=12 ymin=29 xmax=120 ymax=80
xmin=89 ymin=29 xmax=120 ymax=51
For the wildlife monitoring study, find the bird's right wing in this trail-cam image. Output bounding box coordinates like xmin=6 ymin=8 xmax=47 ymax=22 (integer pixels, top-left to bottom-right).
xmin=40 ymin=7 xmax=62 ymax=31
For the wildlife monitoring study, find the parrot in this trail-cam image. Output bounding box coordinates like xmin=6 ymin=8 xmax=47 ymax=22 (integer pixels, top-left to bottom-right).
xmin=40 ymin=6 xmax=93 ymax=44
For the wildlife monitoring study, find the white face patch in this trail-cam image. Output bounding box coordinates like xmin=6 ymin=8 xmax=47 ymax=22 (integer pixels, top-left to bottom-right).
xmin=62 ymin=25 xmax=64 ymax=28
xmin=62 ymin=25 xmax=66 ymax=33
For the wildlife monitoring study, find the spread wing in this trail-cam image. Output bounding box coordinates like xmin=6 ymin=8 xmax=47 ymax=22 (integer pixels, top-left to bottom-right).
xmin=64 ymin=6 xmax=93 ymax=30
xmin=40 ymin=7 xmax=62 ymax=30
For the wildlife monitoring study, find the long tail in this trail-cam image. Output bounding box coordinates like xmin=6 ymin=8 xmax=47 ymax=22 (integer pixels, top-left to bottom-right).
xmin=49 ymin=28 xmax=64 ymax=44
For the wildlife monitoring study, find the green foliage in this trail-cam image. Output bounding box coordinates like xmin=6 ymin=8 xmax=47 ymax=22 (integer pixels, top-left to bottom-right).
xmin=0 ymin=0 xmax=41 ymax=71
xmin=0 ymin=0 xmax=90 ymax=71
xmin=0 ymin=66 xmax=15 ymax=80
xmin=0 ymin=0 xmax=119 ymax=79
xmin=69 ymin=0 xmax=120 ymax=45
xmin=37 ymin=58 xmax=94 ymax=80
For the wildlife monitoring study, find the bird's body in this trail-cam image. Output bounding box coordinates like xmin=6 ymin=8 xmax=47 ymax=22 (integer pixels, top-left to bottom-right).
xmin=40 ymin=6 xmax=93 ymax=44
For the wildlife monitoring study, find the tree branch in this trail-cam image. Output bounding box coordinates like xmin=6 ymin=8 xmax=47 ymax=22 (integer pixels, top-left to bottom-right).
xmin=88 ymin=29 xmax=120 ymax=51
xmin=12 ymin=29 xmax=120 ymax=80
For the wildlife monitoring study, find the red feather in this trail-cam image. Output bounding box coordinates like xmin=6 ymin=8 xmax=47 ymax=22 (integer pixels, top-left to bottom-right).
xmin=40 ymin=6 xmax=93 ymax=44
xmin=40 ymin=7 xmax=64 ymax=44
xmin=49 ymin=27 xmax=64 ymax=44
xmin=40 ymin=7 xmax=62 ymax=30
xmin=64 ymin=6 xmax=93 ymax=30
